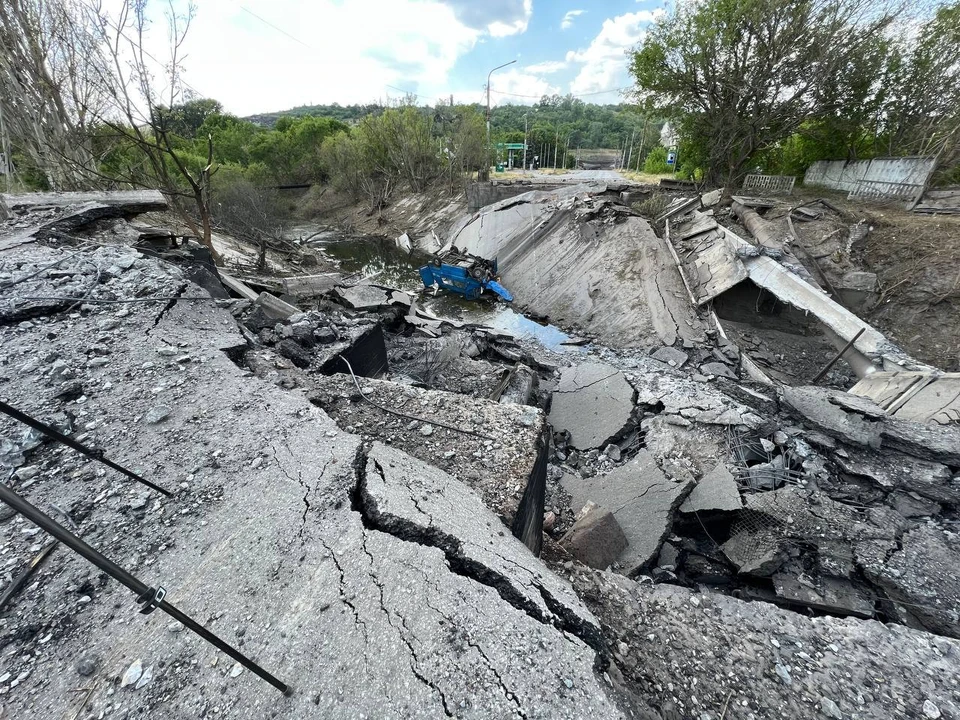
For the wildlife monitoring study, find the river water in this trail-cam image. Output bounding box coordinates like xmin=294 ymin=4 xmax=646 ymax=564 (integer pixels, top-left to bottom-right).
xmin=301 ymin=229 xmax=582 ymax=352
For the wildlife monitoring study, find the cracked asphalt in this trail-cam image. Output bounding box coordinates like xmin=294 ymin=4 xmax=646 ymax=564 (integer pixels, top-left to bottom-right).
xmin=0 ymin=244 xmax=626 ymax=719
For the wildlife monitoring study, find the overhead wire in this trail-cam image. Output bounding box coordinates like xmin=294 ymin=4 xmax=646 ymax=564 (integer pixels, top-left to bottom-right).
xmin=238 ymin=5 xmax=314 ymax=49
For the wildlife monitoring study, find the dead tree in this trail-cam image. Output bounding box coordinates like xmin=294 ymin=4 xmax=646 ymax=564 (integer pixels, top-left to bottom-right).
xmin=0 ymin=0 xmax=101 ymax=189
xmin=76 ymin=1 xmax=222 ymax=261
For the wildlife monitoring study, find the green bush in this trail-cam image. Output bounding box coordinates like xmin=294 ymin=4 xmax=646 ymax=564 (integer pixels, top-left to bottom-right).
xmin=643 ymin=146 xmax=672 ymax=174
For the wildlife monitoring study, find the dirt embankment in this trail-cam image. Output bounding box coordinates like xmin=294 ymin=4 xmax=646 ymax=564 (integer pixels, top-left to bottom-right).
xmin=725 ymin=188 xmax=960 ymax=372
xmin=296 ymin=182 xmax=468 ymax=241
xmin=858 ymin=207 xmax=960 ymax=371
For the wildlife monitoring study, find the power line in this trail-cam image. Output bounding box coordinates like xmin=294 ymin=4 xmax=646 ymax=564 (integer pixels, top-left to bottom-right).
xmin=385 ymin=84 xmax=417 ymax=95
xmin=238 ymin=5 xmax=313 ymax=49
xmin=488 ymin=86 xmax=632 ymax=99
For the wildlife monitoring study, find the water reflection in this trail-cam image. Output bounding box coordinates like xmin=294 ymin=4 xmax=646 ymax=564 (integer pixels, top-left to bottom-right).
xmin=321 ymin=236 xmax=427 ymax=290
xmin=306 ymin=228 xmax=582 ymax=353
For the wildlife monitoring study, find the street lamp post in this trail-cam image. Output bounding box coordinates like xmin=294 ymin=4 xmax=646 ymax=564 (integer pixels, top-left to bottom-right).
xmin=484 ymin=59 xmax=516 ymax=180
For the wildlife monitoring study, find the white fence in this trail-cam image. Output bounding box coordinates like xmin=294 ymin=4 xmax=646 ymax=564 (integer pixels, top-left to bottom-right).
xmin=804 ymin=156 xmax=935 ymax=201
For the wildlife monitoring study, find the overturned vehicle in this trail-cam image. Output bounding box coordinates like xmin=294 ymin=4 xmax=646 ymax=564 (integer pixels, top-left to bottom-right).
xmin=418 ymin=249 xmax=513 ymax=302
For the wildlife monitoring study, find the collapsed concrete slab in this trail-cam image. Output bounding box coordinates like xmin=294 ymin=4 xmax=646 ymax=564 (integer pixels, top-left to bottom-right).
xmin=281 ymin=272 xmax=342 ymax=298
xmin=549 ymin=362 xmax=635 ymax=451
xmin=361 ymin=442 xmax=604 ymax=653
xmin=452 ymin=187 xmax=709 ymax=348
xmin=782 ymin=385 xmax=960 ymax=465
xmin=851 ymin=371 xmax=960 ymax=426
xmin=568 ymin=567 xmax=960 ymax=720
xmin=679 ymin=462 xmax=743 ymax=513
xmin=1 ymin=190 xmax=168 ymax=212
xmin=309 ymin=373 xmax=549 ymax=553
xmin=667 ymin=209 xmax=929 ymax=374
xmin=562 ymin=451 xmax=693 ymax=575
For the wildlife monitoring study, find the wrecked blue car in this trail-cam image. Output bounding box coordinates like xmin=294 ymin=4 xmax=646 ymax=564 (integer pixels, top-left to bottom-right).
xmin=418 ymin=250 xmax=513 ymax=302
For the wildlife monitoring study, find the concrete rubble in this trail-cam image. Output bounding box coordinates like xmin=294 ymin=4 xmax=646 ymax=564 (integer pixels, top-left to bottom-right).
xmin=0 ymin=187 xmax=958 ymax=719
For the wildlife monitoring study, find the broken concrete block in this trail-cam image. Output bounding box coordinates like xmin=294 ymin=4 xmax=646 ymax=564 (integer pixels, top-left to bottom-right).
xmin=280 ymin=273 xmax=342 ymax=298
xmin=549 ymin=363 xmax=634 ymax=451
xmin=561 ymin=451 xmax=693 ymax=575
xmin=651 ymin=346 xmax=689 ymax=368
xmin=245 ymin=292 xmax=299 ymax=331
xmin=722 ymin=531 xmax=787 ymax=577
xmin=700 ymin=361 xmax=738 ymax=380
xmin=334 ymin=283 xmax=392 ymax=310
xmin=658 ymin=541 xmax=680 ymax=569
xmin=560 ymin=502 xmax=629 ymax=570
xmin=679 ymin=463 xmax=742 ymax=513
xmin=701 ymin=189 xmax=722 ymax=207
xmin=277 ymin=339 xmax=312 ymax=368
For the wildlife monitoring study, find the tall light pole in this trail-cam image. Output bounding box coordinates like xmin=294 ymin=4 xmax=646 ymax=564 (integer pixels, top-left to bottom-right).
xmin=484 ymin=59 xmax=516 ymax=180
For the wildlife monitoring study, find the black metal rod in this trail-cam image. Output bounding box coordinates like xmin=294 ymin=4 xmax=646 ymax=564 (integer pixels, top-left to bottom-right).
xmin=0 ymin=483 xmax=290 ymax=695
xmin=811 ymin=327 xmax=867 ymax=384
xmin=0 ymin=399 xmax=172 ymax=497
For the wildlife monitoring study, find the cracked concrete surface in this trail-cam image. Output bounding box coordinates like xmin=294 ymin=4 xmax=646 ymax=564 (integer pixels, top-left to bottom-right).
xmin=0 ymin=244 xmax=625 ymax=719
xmin=549 ymin=363 xmax=635 ymax=451
xmin=562 ymin=451 xmax=693 ymax=574
xmin=361 ymin=442 xmax=606 ymax=656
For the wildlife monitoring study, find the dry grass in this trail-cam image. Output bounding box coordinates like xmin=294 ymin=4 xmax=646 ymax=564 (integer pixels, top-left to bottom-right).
xmin=620 ymin=170 xmax=674 ymax=185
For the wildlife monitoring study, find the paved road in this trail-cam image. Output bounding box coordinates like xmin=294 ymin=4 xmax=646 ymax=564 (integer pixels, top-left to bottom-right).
xmin=500 ymin=168 xmax=632 ymax=184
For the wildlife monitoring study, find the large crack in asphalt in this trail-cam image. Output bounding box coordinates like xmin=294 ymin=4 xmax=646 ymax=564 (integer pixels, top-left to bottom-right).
xmin=146 ymin=281 xmax=188 ymax=335
xmin=347 ymin=445 xmax=609 ymax=670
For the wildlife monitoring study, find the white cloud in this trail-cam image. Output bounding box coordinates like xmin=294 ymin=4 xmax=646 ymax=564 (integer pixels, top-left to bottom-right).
xmin=524 ymin=61 xmax=568 ymax=75
xmin=488 ymin=69 xmax=561 ymax=106
xmin=447 ymin=0 xmax=532 ymax=37
xmin=115 ymin=0 xmax=528 ymax=115
xmin=565 ymin=10 xmax=663 ymax=95
xmin=561 ymin=9 xmax=585 ymax=30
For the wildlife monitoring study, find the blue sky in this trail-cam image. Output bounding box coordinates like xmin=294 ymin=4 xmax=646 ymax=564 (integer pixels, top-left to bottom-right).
xmin=134 ymin=0 xmax=666 ymax=115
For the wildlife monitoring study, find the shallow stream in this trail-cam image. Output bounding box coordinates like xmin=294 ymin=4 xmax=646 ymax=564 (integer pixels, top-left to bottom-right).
xmin=310 ymin=229 xmax=581 ymax=352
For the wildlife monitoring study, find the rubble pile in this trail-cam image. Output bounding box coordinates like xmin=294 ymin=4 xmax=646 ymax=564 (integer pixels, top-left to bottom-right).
xmin=0 ymin=190 xmax=958 ymax=719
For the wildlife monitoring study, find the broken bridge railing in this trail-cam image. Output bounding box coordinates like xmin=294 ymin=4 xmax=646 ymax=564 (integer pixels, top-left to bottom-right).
xmin=742 ymin=174 xmax=796 ymax=195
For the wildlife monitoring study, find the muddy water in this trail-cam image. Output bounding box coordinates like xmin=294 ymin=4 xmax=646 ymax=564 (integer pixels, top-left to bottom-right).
xmin=313 ymin=229 xmax=580 ymax=352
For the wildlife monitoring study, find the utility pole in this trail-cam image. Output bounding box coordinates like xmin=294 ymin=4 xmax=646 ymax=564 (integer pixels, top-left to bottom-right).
xmin=625 ymin=127 xmax=637 ymax=172
xmin=637 ymin=117 xmax=648 ymax=171
xmin=484 ymin=60 xmax=516 ymax=181
xmin=523 ymin=112 xmax=529 ymax=171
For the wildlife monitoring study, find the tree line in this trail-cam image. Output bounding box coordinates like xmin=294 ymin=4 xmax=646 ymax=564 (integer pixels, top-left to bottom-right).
xmin=630 ymin=0 xmax=960 ymax=188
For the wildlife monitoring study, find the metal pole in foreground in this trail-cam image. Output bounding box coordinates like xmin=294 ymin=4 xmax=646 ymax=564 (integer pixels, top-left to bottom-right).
xmin=0 ymin=399 xmax=172 ymax=497
xmin=0 ymin=483 xmax=290 ymax=695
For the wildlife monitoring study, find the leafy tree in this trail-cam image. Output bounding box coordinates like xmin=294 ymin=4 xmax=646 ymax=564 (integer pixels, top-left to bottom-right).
xmin=629 ymin=0 xmax=898 ymax=188
xmin=880 ymin=2 xmax=960 ymax=177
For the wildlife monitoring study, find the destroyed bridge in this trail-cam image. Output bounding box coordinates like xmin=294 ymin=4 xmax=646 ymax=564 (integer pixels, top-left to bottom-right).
xmin=0 ymin=181 xmax=957 ymax=719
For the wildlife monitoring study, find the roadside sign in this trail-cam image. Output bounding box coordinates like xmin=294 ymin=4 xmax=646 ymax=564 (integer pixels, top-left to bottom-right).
xmin=666 ymin=151 xmax=677 ymax=166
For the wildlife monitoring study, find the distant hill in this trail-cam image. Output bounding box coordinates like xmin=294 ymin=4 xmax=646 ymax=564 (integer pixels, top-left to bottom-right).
xmin=245 ymin=103 xmax=383 ymax=128
xmin=245 ymin=98 xmax=662 ymax=152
